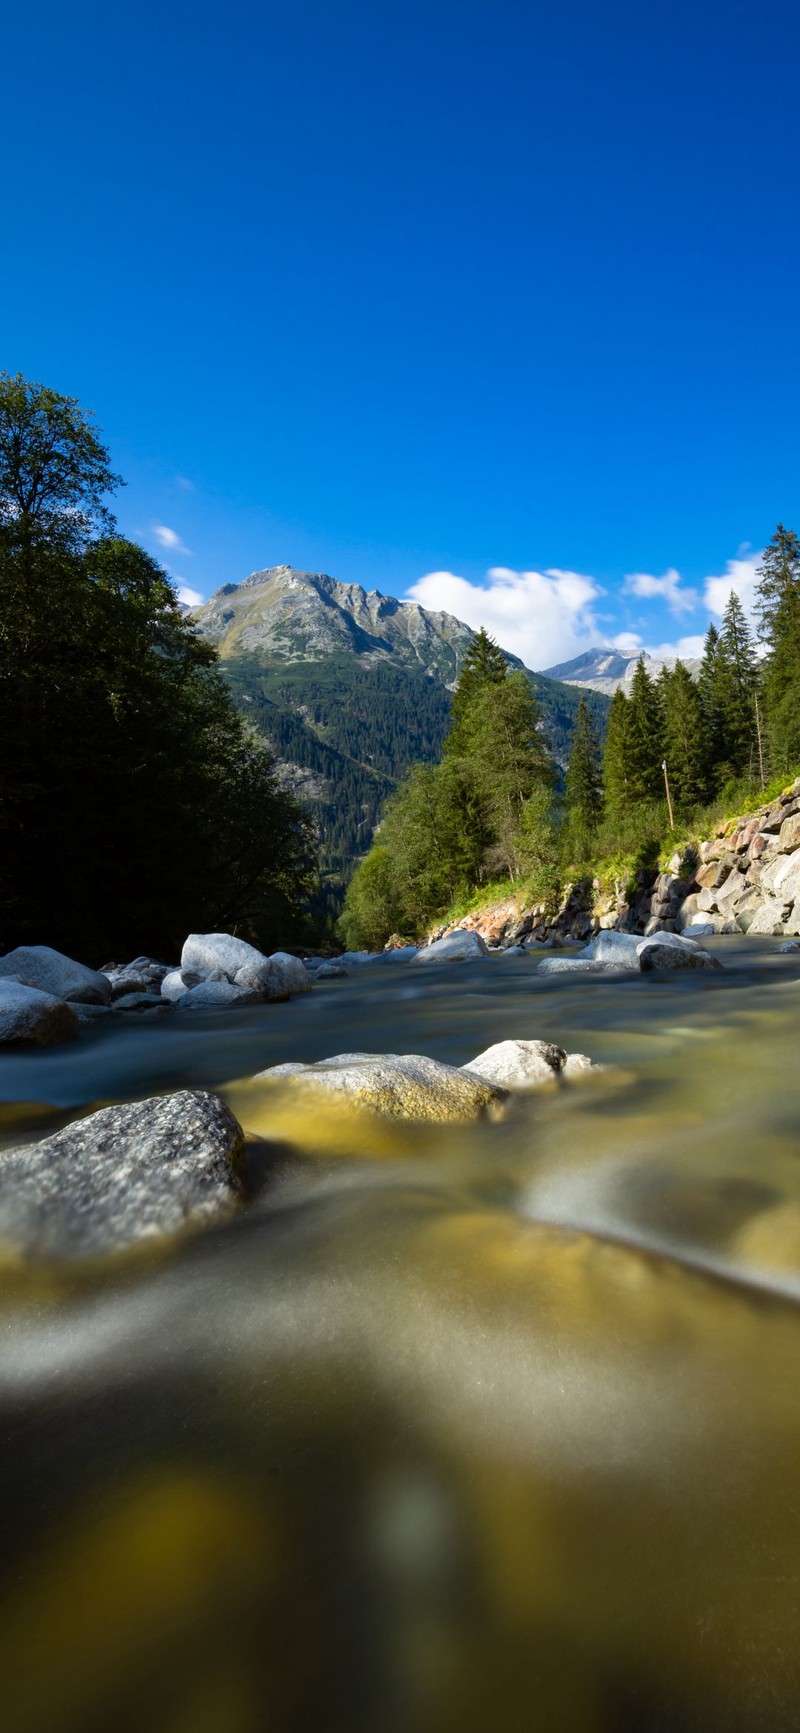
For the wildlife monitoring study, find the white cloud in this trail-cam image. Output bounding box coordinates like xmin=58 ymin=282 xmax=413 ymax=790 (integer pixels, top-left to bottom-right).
xmin=176 ymin=583 xmax=203 ymax=608
xmin=406 ymin=565 xmax=604 ymax=670
xmin=703 ymin=553 xmax=761 ymax=622
xmin=611 ymin=629 xmax=706 ymax=664
xmin=152 ymin=523 xmax=191 ymax=555
xmin=623 ymin=567 xmax=698 ymax=616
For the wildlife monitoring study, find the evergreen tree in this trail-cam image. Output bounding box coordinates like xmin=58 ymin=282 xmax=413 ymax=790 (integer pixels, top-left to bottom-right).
xmin=445 ymin=627 xmax=508 ymax=755
xmin=464 ymin=671 xmax=553 ymax=876
xmin=0 ymin=374 xmax=316 ymax=959
xmin=603 ymin=688 xmax=631 ymax=815
xmin=565 ymin=694 xmax=603 ymax=838
xmin=756 ymin=524 xmax=800 ymax=773
xmin=626 ymin=658 xmax=664 ymax=801
xmin=697 ymin=622 xmax=726 ymax=788
xmin=718 ymin=592 xmax=759 ymax=777
xmin=661 ymin=661 xmax=706 ymax=807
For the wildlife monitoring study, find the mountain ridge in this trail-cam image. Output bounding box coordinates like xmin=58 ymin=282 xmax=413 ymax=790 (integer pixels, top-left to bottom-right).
xmin=542 ymin=644 xmax=703 ymax=696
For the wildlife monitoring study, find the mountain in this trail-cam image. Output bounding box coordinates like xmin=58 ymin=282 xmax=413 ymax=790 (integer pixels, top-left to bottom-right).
xmin=543 ymin=645 xmax=703 ymax=696
xmin=190 ymin=567 xmax=610 ymax=889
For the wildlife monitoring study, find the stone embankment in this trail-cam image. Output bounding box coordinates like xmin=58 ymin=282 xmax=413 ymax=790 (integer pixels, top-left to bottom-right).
xmin=432 ymin=778 xmax=800 ymax=948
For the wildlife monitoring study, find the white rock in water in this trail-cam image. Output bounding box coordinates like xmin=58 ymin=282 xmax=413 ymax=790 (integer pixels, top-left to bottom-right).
xmin=464 ymin=1038 xmax=566 ymax=1088
xmin=0 ymin=1091 xmax=244 ymax=1260
xmin=0 ymin=945 xmax=111 ymax=1006
xmin=413 ymin=931 xmax=489 ymax=965
xmin=161 ymin=969 xmax=188 ymax=1002
xmin=268 ymin=951 xmax=312 ymax=994
xmin=0 ymin=980 xmax=79 ymax=1046
xmin=181 ymin=933 xmax=289 ymax=1000
xmin=582 ymin=931 xmax=642 ymax=967
xmin=176 ymin=980 xmax=263 ymax=1010
xmin=256 ymin=1051 xmax=505 ymax=1120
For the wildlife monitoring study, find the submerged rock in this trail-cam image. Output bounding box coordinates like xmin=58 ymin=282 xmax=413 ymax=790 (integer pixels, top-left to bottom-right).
xmin=0 ymin=945 xmax=111 ymax=1006
xmin=313 ymin=961 xmax=349 ymax=979
xmin=0 ymin=1091 xmax=244 ymax=1261
xmin=414 ymin=931 xmax=489 ymax=965
xmin=0 ymin=980 xmax=79 ymax=1046
xmin=161 ymin=968 xmax=188 ymax=1002
xmin=256 ymin=1052 xmax=505 ymax=1120
xmin=104 ymin=958 xmax=171 ymax=1000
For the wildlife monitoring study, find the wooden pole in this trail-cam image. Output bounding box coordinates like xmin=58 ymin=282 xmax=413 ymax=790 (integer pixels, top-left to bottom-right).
xmin=755 ymin=691 xmax=766 ymax=791
xmin=662 ymin=759 xmax=675 ymax=829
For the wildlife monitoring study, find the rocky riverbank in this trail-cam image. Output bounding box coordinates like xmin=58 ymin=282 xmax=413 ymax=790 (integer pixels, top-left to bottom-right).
xmin=427 ymin=777 xmax=800 ymax=948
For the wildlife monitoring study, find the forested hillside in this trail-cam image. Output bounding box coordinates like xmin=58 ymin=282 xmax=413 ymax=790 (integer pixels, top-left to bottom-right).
xmin=196 ymin=569 xmax=610 ymax=886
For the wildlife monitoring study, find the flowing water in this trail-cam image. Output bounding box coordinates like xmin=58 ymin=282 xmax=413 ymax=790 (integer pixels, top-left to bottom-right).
xmin=2 ymin=937 xmax=800 ymax=1732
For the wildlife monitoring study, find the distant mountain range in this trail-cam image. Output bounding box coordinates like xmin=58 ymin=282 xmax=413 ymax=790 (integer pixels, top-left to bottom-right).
xmin=543 ymin=645 xmax=703 ymax=696
xmin=191 ymin=567 xmax=610 ymax=888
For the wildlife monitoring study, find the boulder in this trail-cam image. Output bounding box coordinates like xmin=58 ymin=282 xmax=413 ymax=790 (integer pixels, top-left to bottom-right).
xmin=537 ymin=956 xmax=613 ymax=975
xmin=715 ymin=868 xmax=750 ymax=911
xmin=0 ymin=980 xmax=79 ymax=1046
xmin=0 ymin=945 xmax=110 ymax=1006
xmin=783 ymin=904 xmax=800 ymax=938
xmin=161 ymin=969 xmax=189 ymax=1002
xmin=685 ymin=920 xmax=718 ymax=937
xmin=581 ymin=930 xmax=643 ymax=967
xmin=761 ymin=853 xmax=800 ymax=907
xmin=464 ymin=1039 xmax=566 ymax=1088
xmin=747 ymin=900 xmax=788 ymax=936
xmin=256 ymin=1052 xmax=505 ymax=1121
xmin=778 ymin=938 xmax=800 ymax=953
xmin=180 ymin=933 xmax=283 ymax=999
xmin=638 ymin=942 xmax=723 ymax=971
xmin=337 ymin=951 xmax=374 ymax=968
xmin=778 ymin=815 xmax=800 ymax=854
xmin=413 ymin=931 xmax=489 ymax=965
xmin=112 ymin=992 xmax=171 ymax=1013
xmin=268 ymin=952 xmax=312 ymax=995
xmin=176 ymin=980 xmax=263 ymax=1010
xmin=313 ymin=962 xmax=348 ymax=979
xmin=0 ymin=1091 xmax=244 ymax=1261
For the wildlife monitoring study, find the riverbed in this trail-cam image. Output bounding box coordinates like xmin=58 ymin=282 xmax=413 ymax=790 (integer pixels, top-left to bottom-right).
xmin=2 ymin=937 xmax=800 ymax=1731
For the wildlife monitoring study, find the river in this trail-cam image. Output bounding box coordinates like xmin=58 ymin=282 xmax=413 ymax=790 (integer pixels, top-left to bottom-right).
xmin=2 ymin=936 xmax=800 ymax=1731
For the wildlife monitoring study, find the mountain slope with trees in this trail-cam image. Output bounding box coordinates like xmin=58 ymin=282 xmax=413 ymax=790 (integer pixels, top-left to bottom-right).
xmin=191 ymin=568 xmax=611 ymax=883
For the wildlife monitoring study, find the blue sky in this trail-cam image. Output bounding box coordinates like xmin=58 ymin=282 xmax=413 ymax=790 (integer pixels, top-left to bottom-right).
xmin=4 ymin=0 xmax=799 ymax=668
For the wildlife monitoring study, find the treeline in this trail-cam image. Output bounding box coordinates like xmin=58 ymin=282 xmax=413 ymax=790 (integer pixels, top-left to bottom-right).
xmin=339 ymin=631 xmax=556 ymax=947
xmin=341 ymin=525 xmax=800 ymax=948
xmin=0 ymin=375 xmax=316 ymax=963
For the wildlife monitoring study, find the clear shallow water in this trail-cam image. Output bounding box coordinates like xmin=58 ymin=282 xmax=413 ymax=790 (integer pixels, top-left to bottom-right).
xmin=3 ymin=938 xmax=800 ymax=1731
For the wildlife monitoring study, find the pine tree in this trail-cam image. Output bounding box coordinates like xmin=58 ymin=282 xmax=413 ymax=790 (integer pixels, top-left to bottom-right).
xmin=626 ymin=657 xmax=664 ymax=801
xmin=603 ymin=687 xmax=631 ymax=815
xmin=756 ymin=524 xmax=800 ymax=773
xmin=661 ymin=661 xmax=706 ymax=807
xmin=445 ymin=627 xmax=508 ymax=755
xmin=565 ymin=694 xmax=603 ymax=836
xmin=697 ymin=622 xmax=726 ymax=788
xmin=718 ymin=592 xmax=758 ymax=776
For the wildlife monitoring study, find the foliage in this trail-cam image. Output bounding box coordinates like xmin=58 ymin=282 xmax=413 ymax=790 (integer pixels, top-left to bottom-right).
xmin=0 ymin=377 xmax=316 ymax=961
xmin=756 ymin=524 xmax=800 ymax=774
xmin=564 ymin=693 xmax=603 ymax=853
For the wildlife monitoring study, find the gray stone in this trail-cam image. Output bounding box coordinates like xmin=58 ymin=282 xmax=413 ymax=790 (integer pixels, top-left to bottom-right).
xmin=761 ymin=853 xmax=800 ymax=906
xmin=747 ymin=900 xmax=788 ymax=936
xmin=112 ymin=992 xmax=171 ymax=1013
xmin=537 ymin=956 xmax=617 ymax=975
xmin=176 ymin=980 xmax=263 ymax=1010
xmin=181 ymin=933 xmax=279 ymax=998
xmin=562 ymin=1052 xmax=604 ymax=1078
xmin=0 ymin=945 xmax=110 ymax=1006
xmin=464 ymin=1039 xmax=566 ymax=1088
xmin=715 ymin=868 xmax=750 ymax=910
xmin=257 ymin=1052 xmax=505 ymax=1121
xmin=777 ymin=812 xmax=800 ymax=854
xmin=778 ymin=938 xmax=800 ymax=953
xmin=413 ymin=931 xmax=489 ymax=965
xmin=638 ymin=942 xmax=723 ymax=971
xmin=268 ymin=951 xmax=312 ymax=994
xmin=0 ymin=981 xmax=79 ymax=1046
xmin=313 ymin=962 xmax=348 ymax=979
xmin=697 ymin=886 xmax=720 ymax=913
xmin=783 ymin=903 xmax=800 ymax=938
xmin=636 ymin=931 xmax=701 ymax=957
xmin=105 ymin=961 xmax=170 ymax=1000
xmin=161 ymin=968 xmax=188 ymax=1002
xmin=581 ymin=930 xmax=643 ymax=967
xmin=0 ymin=1091 xmax=244 ymax=1261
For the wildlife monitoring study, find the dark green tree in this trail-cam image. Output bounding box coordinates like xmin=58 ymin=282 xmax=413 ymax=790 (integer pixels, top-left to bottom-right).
xmin=756 ymin=524 xmax=800 ymax=773
xmin=602 ymin=688 xmax=631 ymax=815
xmin=445 ymin=627 xmax=508 ymax=755
xmin=0 ymin=376 xmax=316 ymax=960
xmin=661 ymin=661 xmax=706 ymax=807
xmin=717 ymin=592 xmax=759 ymax=777
xmin=565 ymin=694 xmax=603 ymax=838
xmin=626 ymin=657 xmax=664 ymax=801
